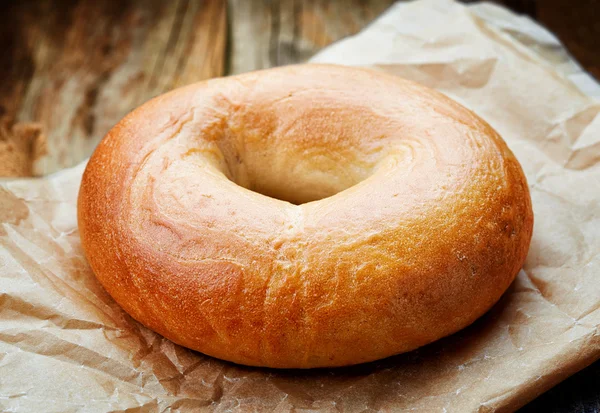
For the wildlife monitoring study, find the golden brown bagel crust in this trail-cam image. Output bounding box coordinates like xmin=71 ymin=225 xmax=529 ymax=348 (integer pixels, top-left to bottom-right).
xmin=78 ymin=64 xmax=533 ymax=368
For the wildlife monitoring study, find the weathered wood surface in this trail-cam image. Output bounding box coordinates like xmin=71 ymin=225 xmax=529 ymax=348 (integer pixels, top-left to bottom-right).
xmin=0 ymin=0 xmax=395 ymax=176
xmin=2 ymin=0 xmax=598 ymax=177
xmin=534 ymin=0 xmax=600 ymax=80
xmin=0 ymin=0 xmax=226 ymax=176
xmin=227 ymin=0 xmax=395 ymax=74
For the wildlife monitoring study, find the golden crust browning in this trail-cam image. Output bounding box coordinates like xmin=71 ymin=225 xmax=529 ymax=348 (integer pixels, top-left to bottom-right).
xmin=78 ymin=64 xmax=533 ymax=368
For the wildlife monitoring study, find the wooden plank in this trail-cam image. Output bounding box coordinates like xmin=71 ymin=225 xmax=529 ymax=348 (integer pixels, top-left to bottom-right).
xmin=3 ymin=0 xmax=597 ymax=178
xmin=534 ymin=0 xmax=600 ymax=80
xmin=0 ymin=0 xmax=226 ymax=176
xmin=0 ymin=121 xmax=46 ymax=177
xmin=227 ymin=0 xmax=396 ymax=75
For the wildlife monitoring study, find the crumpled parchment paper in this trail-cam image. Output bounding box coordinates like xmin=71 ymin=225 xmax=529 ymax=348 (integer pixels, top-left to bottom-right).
xmin=1 ymin=0 xmax=599 ymax=411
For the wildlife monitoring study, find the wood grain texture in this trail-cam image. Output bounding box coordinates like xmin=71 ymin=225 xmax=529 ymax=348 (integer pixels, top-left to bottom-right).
xmin=0 ymin=0 xmax=226 ymax=176
xmin=227 ymin=0 xmax=395 ymax=75
xmin=0 ymin=120 xmax=46 ymax=177
xmin=2 ymin=0 xmax=597 ymax=177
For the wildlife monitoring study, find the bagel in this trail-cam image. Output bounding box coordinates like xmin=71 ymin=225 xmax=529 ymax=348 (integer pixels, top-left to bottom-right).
xmin=78 ymin=64 xmax=533 ymax=368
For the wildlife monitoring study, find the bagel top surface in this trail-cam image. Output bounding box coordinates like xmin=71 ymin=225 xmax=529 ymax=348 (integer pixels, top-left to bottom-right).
xmin=78 ymin=64 xmax=533 ymax=368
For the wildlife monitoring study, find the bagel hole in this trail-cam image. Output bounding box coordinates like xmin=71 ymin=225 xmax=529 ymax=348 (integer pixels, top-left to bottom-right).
xmin=211 ymin=101 xmax=390 ymax=205
xmin=216 ymin=141 xmax=372 ymax=205
xmin=224 ymin=162 xmax=365 ymax=205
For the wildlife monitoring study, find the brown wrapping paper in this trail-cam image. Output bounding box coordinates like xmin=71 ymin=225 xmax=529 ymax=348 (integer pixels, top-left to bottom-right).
xmin=1 ymin=0 xmax=599 ymax=411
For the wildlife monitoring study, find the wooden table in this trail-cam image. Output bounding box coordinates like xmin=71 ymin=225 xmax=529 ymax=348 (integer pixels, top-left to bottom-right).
xmin=2 ymin=0 xmax=598 ymax=177
xmin=1 ymin=0 xmax=397 ymax=176
xmin=1 ymin=1 xmax=598 ymax=411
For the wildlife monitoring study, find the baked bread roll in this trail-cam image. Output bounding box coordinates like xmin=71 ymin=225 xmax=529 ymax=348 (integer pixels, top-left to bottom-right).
xmin=78 ymin=64 xmax=533 ymax=368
